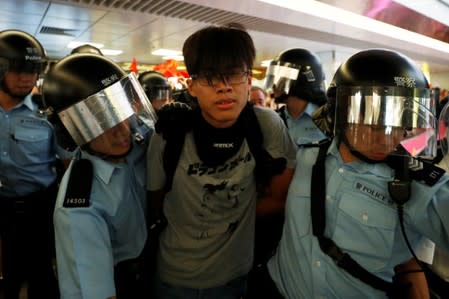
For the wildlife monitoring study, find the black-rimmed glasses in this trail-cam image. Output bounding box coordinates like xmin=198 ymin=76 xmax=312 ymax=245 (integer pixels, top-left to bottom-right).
xmin=191 ymin=71 xmax=250 ymax=87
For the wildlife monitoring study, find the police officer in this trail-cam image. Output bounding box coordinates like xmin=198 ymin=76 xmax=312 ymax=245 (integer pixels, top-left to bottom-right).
xmin=248 ymin=49 xmax=330 ymax=298
xmin=138 ymin=71 xmax=173 ymax=111
xmin=42 ymin=53 xmax=156 ymax=299
xmin=0 ymin=29 xmax=66 ymax=299
xmin=268 ymin=49 xmax=449 ymax=299
xmin=264 ymin=48 xmax=328 ymax=146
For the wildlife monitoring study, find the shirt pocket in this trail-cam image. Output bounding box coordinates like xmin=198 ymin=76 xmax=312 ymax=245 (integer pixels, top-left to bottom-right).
xmin=10 ymin=122 xmax=52 ymax=166
xmin=332 ymin=193 xmax=397 ymax=272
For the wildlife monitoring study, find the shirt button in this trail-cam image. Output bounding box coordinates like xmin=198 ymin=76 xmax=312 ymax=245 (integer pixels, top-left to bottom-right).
xmin=326 ymin=195 xmax=332 ymax=201
xmin=2 ymin=152 xmax=7 ymax=156
xmin=316 ymin=261 xmax=321 ymax=267
xmin=338 ymin=168 xmax=344 ymax=174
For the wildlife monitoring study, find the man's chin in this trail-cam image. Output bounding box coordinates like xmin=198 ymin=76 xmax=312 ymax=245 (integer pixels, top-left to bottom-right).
xmin=365 ymin=152 xmax=389 ymax=160
xmin=11 ymin=90 xmax=32 ymax=99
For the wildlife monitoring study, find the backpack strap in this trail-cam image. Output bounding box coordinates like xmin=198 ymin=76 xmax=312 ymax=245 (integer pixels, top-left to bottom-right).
xmin=155 ymin=102 xmax=193 ymax=192
xmin=276 ymin=105 xmax=288 ymax=128
xmin=242 ymin=103 xmax=287 ymax=187
xmin=310 ymin=139 xmax=395 ymax=293
xmin=162 ymin=132 xmax=186 ymax=193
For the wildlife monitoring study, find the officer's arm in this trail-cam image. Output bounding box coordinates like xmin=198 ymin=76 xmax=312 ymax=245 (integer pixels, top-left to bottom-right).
xmin=394 ymin=258 xmax=430 ymax=299
xmin=256 ymin=167 xmax=294 ymax=216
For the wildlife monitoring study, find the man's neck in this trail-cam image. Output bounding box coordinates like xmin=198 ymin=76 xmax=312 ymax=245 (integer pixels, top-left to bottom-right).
xmin=0 ymin=91 xmax=22 ymax=112
xmin=339 ymin=142 xmax=359 ymax=163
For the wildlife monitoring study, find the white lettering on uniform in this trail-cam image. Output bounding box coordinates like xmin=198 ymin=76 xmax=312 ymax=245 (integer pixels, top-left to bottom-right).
xmin=67 ymin=198 xmax=86 ymax=204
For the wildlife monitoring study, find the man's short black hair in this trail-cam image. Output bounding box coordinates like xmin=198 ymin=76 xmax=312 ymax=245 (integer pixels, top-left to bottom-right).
xmin=183 ymin=23 xmax=256 ymax=76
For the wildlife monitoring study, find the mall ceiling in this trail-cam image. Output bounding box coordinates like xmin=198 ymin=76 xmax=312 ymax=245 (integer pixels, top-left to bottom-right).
xmin=2 ymin=0 xmax=449 ymax=74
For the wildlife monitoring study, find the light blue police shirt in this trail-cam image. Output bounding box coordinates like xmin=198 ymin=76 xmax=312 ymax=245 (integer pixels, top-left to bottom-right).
xmin=54 ymin=139 xmax=149 ymax=299
xmin=0 ymin=94 xmax=59 ymax=197
xmin=268 ymin=139 xmax=449 ymax=299
xmin=282 ymin=102 xmax=326 ymax=146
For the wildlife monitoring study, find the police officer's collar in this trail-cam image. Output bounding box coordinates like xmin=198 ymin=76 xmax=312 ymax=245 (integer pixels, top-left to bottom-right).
xmin=1 ymin=93 xmax=34 ymax=112
xmin=22 ymin=94 xmax=35 ymax=110
xmin=284 ymin=102 xmax=319 ymax=120
xmin=81 ymin=150 xmax=127 ymax=185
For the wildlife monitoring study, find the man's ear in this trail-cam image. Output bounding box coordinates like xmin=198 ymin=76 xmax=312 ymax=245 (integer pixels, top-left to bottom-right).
xmin=187 ymin=78 xmax=196 ymax=97
xmin=247 ymin=76 xmax=252 ymax=98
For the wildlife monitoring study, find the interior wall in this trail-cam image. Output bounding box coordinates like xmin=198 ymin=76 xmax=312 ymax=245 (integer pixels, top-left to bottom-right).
xmin=431 ymin=71 xmax=449 ymax=90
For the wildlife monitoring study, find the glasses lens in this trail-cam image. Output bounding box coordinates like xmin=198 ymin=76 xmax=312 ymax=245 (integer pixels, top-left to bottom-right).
xmin=194 ymin=71 xmax=249 ymax=86
xmin=227 ymin=72 xmax=248 ymax=84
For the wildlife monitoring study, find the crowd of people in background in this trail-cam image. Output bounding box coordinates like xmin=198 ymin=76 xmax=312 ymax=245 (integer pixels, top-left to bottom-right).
xmin=2 ymin=22 xmax=449 ymax=299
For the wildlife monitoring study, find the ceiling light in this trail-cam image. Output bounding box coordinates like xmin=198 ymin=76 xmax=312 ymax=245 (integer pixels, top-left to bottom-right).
xmin=257 ymin=0 xmax=449 ymax=54
xmin=67 ymin=41 xmax=104 ymax=49
xmin=152 ymin=48 xmax=182 ymax=56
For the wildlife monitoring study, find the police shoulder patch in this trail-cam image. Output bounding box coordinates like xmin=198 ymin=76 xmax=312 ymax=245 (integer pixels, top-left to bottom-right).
xmin=63 ymin=159 xmax=93 ymax=208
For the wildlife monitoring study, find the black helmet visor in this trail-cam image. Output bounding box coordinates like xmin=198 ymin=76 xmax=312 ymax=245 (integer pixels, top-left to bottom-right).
xmin=7 ymin=60 xmax=44 ymax=74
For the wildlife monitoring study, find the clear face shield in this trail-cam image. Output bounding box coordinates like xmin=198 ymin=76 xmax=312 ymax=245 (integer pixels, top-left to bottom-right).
xmin=263 ymin=61 xmax=325 ymax=102
xmin=437 ymin=101 xmax=449 ymax=170
xmin=335 ymin=86 xmax=436 ymax=161
xmin=57 ymin=73 xmax=157 ymax=155
xmin=149 ymin=86 xmax=172 ymax=111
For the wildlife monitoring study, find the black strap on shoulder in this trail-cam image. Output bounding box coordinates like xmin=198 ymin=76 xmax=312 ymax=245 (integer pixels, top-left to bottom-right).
xmin=243 ymin=104 xmax=287 ymax=187
xmin=163 ymin=132 xmax=186 ymax=193
xmin=63 ymin=158 xmax=93 ymax=208
xmin=310 ymin=139 xmax=394 ymax=293
xmin=276 ymin=106 xmax=288 ymax=128
xmin=311 ymin=138 xmax=332 ymax=236
xmin=155 ymin=102 xmax=193 ymax=192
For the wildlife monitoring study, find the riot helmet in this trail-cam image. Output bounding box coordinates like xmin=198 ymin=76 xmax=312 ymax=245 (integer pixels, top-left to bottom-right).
xmin=329 ymin=48 xmax=436 ymax=162
xmin=0 ymin=30 xmax=46 ymax=98
xmin=138 ymin=71 xmax=172 ymax=110
xmin=264 ymin=48 xmax=326 ymax=105
xmin=43 ymin=53 xmax=156 ymax=156
xmin=70 ymin=44 xmax=103 ymax=56
xmin=0 ymin=30 xmax=46 ymax=76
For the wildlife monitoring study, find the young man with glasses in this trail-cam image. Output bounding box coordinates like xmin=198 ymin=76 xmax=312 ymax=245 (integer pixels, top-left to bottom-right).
xmin=146 ymin=24 xmax=297 ymax=299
